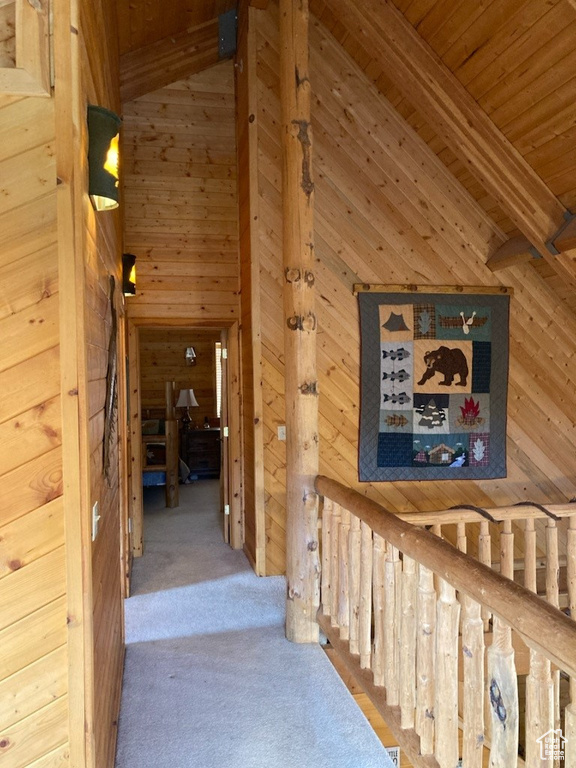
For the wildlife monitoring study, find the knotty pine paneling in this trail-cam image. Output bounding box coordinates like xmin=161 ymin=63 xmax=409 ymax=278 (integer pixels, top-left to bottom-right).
xmin=80 ymin=0 xmax=124 ymax=765
xmin=0 ymin=94 xmax=70 ymax=767
xmin=245 ymin=3 xmax=576 ymax=575
xmin=139 ymin=328 xmax=221 ymax=426
xmin=123 ymin=61 xmax=240 ymax=327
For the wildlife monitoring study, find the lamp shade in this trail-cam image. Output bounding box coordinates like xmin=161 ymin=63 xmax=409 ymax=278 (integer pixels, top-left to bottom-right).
xmin=185 ymin=346 xmax=196 ymax=365
xmin=88 ymin=105 xmax=122 ymax=211
xmin=122 ymin=253 xmax=136 ymax=295
xmin=176 ymin=389 xmax=199 ymax=408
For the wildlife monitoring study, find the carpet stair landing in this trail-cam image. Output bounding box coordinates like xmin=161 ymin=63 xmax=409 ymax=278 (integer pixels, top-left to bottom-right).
xmin=115 ymin=481 xmax=393 ymax=768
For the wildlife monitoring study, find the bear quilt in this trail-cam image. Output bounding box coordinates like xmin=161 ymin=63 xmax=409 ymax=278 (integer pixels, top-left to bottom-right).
xmin=357 ymin=288 xmax=510 ymax=482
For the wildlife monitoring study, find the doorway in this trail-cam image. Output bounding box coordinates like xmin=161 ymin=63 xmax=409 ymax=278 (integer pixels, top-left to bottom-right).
xmin=125 ymin=319 xmax=243 ymax=590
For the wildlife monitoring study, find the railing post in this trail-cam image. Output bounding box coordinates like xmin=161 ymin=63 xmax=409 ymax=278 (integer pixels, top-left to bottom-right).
xmin=338 ymin=508 xmax=350 ymax=641
xmin=330 ymin=503 xmax=341 ymax=624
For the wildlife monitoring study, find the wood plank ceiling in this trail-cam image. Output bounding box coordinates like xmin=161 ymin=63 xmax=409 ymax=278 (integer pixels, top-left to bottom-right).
xmin=116 ymin=0 xmax=576 ymax=308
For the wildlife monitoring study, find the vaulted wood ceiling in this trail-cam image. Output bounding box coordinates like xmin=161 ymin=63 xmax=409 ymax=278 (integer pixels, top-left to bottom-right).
xmin=116 ymin=0 xmax=576 ymax=305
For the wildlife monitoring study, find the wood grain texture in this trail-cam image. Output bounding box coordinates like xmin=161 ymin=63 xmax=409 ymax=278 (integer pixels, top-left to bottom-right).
xmin=123 ymin=62 xmax=240 ymax=326
xmin=244 ymin=3 xmax=576 ymax=576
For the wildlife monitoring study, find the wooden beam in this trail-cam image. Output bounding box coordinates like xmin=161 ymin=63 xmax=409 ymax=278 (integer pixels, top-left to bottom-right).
xmin=249 ymin=0 xmax=269 ymax=7
xmin=280 ymin=0 xmax=320 ymax=643
xmin=486 ymin=235 xmax=537 ymax=272
xmin=321 ymin=0 xmax=576 ymax=289
xmin=553 ymin=216 xmax=576 ymax=255
xmin=120 ymin=20 xmax=220 ymax=103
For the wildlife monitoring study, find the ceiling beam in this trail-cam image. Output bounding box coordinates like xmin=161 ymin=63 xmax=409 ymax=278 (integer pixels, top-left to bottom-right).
xmin=120 ymin=20 xmax=220 ymax=103
xmin=321 ymin=0 xmax=576 ymax=289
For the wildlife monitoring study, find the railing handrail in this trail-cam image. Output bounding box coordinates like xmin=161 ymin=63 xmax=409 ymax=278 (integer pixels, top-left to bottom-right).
xmin=315 ymin=474 xmax=576 ymax=678
xmin=396 ymin=503 xmax=576 ymax=526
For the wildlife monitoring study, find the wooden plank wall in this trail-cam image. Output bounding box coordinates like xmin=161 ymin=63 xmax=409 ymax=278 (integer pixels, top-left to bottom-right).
xmin=139 ymin=328 xmax=221 ymax=425
xmin=0 ymin=95 xmax=69 ymax=767
xmin=79 ymin=0 xmax=124 ymax=766
xmin=236 ymin=0 xmax=266 ymax=573
xmin=247 ymin=3 xmax=576 ymax=575
xmin=123 ymin=61 xmax=240 ymax=326
xmin=0 ymin=2 xmax=15 ymax=68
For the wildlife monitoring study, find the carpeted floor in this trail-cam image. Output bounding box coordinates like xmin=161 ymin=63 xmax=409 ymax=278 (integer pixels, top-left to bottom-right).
xmin=115 ymin=480 xmax=393 ymax=768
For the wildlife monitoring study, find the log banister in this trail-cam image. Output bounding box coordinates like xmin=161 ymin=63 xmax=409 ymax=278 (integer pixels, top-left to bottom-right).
xmin=315 ymin=475 xmax=576 ymax=679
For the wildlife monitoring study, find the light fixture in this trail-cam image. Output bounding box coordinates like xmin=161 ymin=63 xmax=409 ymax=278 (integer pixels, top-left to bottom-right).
xmin=88 ymin=105 xmax=122 ymax=211
xmin=122 ymin=253 xmax=136 ymax=295
xmin=185 ymin=346 xmax=196 ymax=366
xmin=176 ymin=388 xmax=199 ymax=423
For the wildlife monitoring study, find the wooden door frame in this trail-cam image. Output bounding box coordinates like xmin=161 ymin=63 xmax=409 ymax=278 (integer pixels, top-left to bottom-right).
xmin=126 ymin=317 xmax=244 ymax=560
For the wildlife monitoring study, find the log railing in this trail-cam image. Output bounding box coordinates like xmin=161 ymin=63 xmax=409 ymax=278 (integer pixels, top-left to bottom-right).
xmin=316 ymin=475 xmax=576 ymax=767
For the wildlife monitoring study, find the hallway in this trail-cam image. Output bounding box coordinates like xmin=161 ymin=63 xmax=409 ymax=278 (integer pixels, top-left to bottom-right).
xmin=115 ymin=481 xmax=392 ymax=768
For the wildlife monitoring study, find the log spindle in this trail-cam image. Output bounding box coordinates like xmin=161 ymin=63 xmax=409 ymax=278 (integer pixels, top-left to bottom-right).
xmin=348 ymin=513 xmax=361 ymax=653
xmin=399 ymin=554 xmax=417 ymax=730
xmin=321 ymin=497 xmax=333 ymax=616
xmin=338 ymin=507 xmax=351 ymax=640
xmin=487 ymin=520 xmax=519 ymax=766
xmin=372 ymin=533 xmax=386 ymax=686
xmin=384 ymin=542 xmax=401 ymax=706
xmin=546 ymin=519 xmax=562 ymax=739
xmin=434 ymin=576 xmax=460 ymax=768
xmin=479 ymin=520 xmax=492 ymax=630
xmin=458 ymin=522 xmax=485 ymax=768
xmin=524 ymin=517 xmax=554 ymax=767
xmin=416 ymin=563 xmax=435 ymax=755
xmin=330 ymin=502 xmax=341 ymax=624
xmin=358 ymin=521 xmax=373 ymax=670
xmin=565 ymin=515 xmax=576 ymax=766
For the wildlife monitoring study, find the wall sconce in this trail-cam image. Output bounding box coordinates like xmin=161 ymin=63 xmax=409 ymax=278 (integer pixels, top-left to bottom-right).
xmin=122 ymin=253 xmax=136 ymax=295
xmin=88 ymin=105 xmax=122 ymax=211
xmin=185 ymin=346 xmax=196 ymax=366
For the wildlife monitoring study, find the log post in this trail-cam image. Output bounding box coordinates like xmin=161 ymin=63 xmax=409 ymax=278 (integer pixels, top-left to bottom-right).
xmin=330 ymin=502 xmax=341 ymax=624
xmin=384 ymin=542 xmax=401 ymax=705
xmin=279 ymin=0 xmax=319 ymax=644
xmin=164 ymin=381 xmax=178 ymax=508
xmin=399 ymin=554 xmax=417 ymax=730
xmin=546 ymin=519 xmax=562 ymax=738
xmin=416 ymin=563 xmax=435 ymax=755
xmin=435 ymin=577 xmax=460 ymax=768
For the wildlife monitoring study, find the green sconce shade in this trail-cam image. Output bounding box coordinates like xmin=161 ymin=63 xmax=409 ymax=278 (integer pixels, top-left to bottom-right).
xmin=88 ymin=105 xmax=122 ymax=211
xmin=122 ymin=253 xmax=136 ymax=295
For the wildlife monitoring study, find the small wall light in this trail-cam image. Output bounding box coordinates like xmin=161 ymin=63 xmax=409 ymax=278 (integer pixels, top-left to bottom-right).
xmin=88 ymin=105 xmax=122 ymax=211
xmin=122 ymin=253 xmax=136 ymax=295
xmin=185 ymin=346 xmax=196 ymax=365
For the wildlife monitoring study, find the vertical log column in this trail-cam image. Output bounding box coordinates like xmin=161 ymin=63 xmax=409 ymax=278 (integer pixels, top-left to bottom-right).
xmin=280 ymin=0 xmax=319 ymax=643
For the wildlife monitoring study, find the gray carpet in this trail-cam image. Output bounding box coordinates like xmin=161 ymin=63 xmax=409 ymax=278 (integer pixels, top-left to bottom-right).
xmin=115 ymin=481 xmax=393 ymax=768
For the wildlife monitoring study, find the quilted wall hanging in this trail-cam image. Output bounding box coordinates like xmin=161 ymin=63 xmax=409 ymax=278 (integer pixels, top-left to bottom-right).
xmin=357 ymin=285 xmax=512 ymax=482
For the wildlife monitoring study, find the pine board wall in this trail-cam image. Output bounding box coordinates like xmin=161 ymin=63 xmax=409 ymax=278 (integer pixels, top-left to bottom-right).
xmin=240 ymin=2 xmax=576 ymax=576
xmin=80 ymin=0 xmax=125 ymax=765
xmin=0 ymin=94 xmax=69 ymax=766
xmin=123 ymin=61 xmax=240 ymax=326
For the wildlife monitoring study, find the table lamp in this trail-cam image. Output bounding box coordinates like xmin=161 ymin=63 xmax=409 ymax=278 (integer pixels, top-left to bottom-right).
xmin=176 ymin=388 xmax=199 ymax=424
